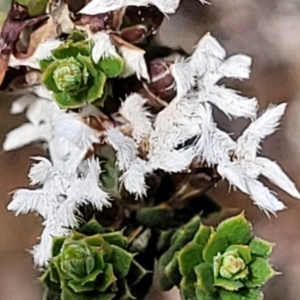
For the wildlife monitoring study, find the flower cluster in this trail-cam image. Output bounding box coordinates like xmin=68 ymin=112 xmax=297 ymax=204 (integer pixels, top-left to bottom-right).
xmin=42 ymin=219 xmax=147 ymax=300
xmin=158 ymin=213 xmax=276 ymax=300
xmin=1 ymin=0 xmax=299 ymax=289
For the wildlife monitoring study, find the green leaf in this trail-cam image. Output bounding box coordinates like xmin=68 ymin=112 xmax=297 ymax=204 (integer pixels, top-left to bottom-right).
xmin=202 ymin=231 xmax=229 ymax=263
xmin=226 ymin=245 xmax=252 ymax=264
xmin=178 ymin=242 xmax=203 ymax=277
xmin=40 ymin=269 xmax=60 ymax=291
xmin=86 ymin=71 xmax=107 ymax=103
xmin=68 ymin=30 xmax=88 ymax=42
xmin=97 ymin=264 xmax=117 ymax=292
xmin=193 ymin=224 xmax=211 ymax=249
xmin=249 ymin=238 xmax=274 ymax=258
xmin=217 ymin=213 xmax=251 ymax=245
xmin=110 ymin=245 xmax=134 ymax=279
xmin=158 ymin=216 xmax=201 ymax=290
xmin=102 ymin=231 xmax=128 ymax=248
xmin=194 ymin=263 xmax=215 ymax=294
xmin=42 ymin=60 xmax=60 ymax=92
xmin=73 ymin=40 xmax=92 ymax=56
xmin=135 ymin=204 xmax=176 ymax=229
xmin=98 ymin=56 xmax=124 ymax=78
xmin=68 ymin=278 xmax=96 ymax=292
xmin=76 ymin=54 xmax=97 ymax=77
xmin=232 ymin=268 xmax=249 ymax=281
xmin=83 ymin=235 xmax=110 ymax=251
xmin=161 ymin=253 xmax=181 ymax=290
xmin=220 ymin=289 xmax=263 ymax=300
xmin=100 ymin=158 xmax=119 ymax=191
xmin=54 ymin=92 xmax=84 ymax=108
xmin=214 ymin=278 xmax=244 ymax=291
xmin=52 ymin=237 xmax=65 ymax=257
xmin=157 ymin=229 xmax=176 ymax=253
xmin=52 ymin=41 xmax=79 ymax=59
xmin=179 ymin=276 xmax=197 ymax=300
xmin=246 ymin=257 xmax=276 ymax=288
xmin=40 ymin=58 xmax=55 ymax=72
xmin=79 ymin=219 xmax=105 ymax=235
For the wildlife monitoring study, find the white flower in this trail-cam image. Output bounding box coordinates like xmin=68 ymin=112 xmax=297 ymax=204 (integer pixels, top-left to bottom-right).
xmin=120 ymin=158 xmax=151 ymax=198
xmin=91 ymin=32 xmax=120 ymax=64
xmin=118 ymin=45 xmax=149 ymax=81
xmin=79 ymin=0 xmax=181 ymax=15
xmin=8 ymin=156 xmax=110 ymax=266
xmin=3 ymin=95 xmax=57 ymax=151
xmin=119 ymin=93 xmax=153 ymax=143
xmin=106 ymin=127 xmax=138 ymax=171
xmin=3 ymin=90 xmax=101 ymax=154
xmin=217 ymin=104 xmax=300 ymax=215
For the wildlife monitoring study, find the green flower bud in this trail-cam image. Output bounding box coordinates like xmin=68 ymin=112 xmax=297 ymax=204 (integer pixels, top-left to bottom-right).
xmin=219 ymin=254 xmax=246 ymax=279
xmin=42 ymin=219 xmax=148 ymax=300
xmin=158 ymin=214 xmax=277 ymax=300
xmin=53 ymin=59 xmax=83 ymax=92
xmin=60 ymin=243 xmax=95 ymax=279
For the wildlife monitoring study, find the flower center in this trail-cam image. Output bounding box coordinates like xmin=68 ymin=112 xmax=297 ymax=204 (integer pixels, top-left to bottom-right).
xmin=53 ymin=61 xmax=82 ymax=92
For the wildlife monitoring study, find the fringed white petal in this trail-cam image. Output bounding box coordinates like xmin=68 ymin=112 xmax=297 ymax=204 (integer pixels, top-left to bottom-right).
xmin=8 ymin=189 xmax=47 ymax=217
xmin=9 ymin=39 xmax=61 ymax=69
xmin=26 ymin=99 xmax=57 ymax=126
xmin=120 ymin=158 xmax=150 ymax=198
xmin=48 ymin=138 xmax=87 ymax=175
xmin=119 ymin=93 xmax=153 ymax=142
xmin=192 ymin=104 xmax=235 ymax=166
xmin=79 ymin=0 xmax=180 ymax=15
xmin=32 ymin=223 xmax=70 ymax=267
xmin=217 ymin=162 xmax=249 ymax=194
xmin=171 ymin=61 xmax=196 ymax=99
xmin=106 ymin=127 xmax=137 ymax=171
xmin=219 ymin=54 xmax=252 ymax=80
xmin=201 ymin=85 xmax=258 ymax=120
xmin=92 ymin=32 xmax=118 ymax=63
xmin=52 ymin=111 xmax=100 ymax=151
xmin=28 ymin=157 xmax=53 ymax=185
xmin=246 ymin=180 xmax=286 ymax=215
xmin=149 ymin=148 xmax=194 ymax=173
xmin=256 ymin=157 xmax=300 ymax=199
xmin=3 ymin=123 xmax=51 ymax=151
xmin=119 ymin=46 xmax=149 ymax=81
xmin=190 ymin=33 xmax=226 ymax=77
xmin=235 ymin=103 xmax=287 ymax=160
xmin=10 ymin=94 xmax=38 ymax=114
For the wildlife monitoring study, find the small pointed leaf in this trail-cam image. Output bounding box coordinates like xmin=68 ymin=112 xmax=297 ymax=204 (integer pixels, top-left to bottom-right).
xmin=98 ymin=56 xmax=124 ymax=78
xmin=249 ymin=238 xmax=274 ymax=258
xmin=217 ymin=213 xmax=251 ymax=245
xmin=178 ymin=242 xmax=203 ymax=277
xmin=203 ymin=231 xmax=229 ymax=263
xmin=194 ymin=263 xmax=215 ymax=294
xmin=246 ymin=257 xmax=276 ymax=287
xmin=214 ymin=278 xmax=243 ymax=291
xmin=110 ymin=245 xmax=134 ymax=279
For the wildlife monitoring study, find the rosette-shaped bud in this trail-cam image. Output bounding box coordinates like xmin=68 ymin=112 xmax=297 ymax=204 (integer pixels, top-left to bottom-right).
xmin=42 ymin=219 xmax=148 ymax=300
xmin=118 ymin=5 xmax=164 ymax=44
xmin=40 ymin=31 xmax=124 ymax=108
xmin=143 ymin=58 xmax=177 ymax=103
xmin=157 ymin=213 xmax=277 ymax=300
xmin=15 ymin=0 xmax=48 ymax=17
